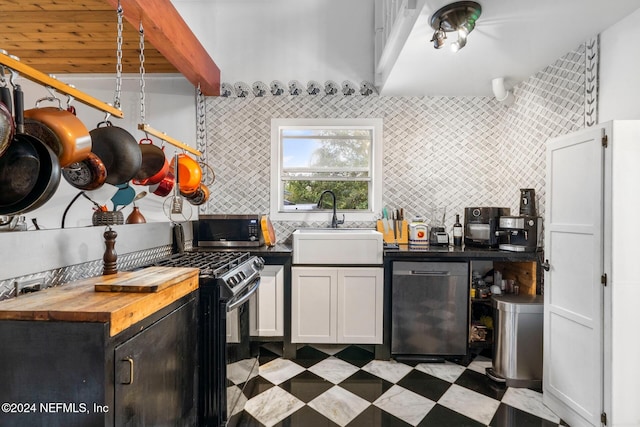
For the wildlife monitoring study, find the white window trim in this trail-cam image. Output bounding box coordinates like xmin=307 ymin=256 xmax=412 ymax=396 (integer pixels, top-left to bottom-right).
xmin=270 ymin=118 xmax=383 ymax=223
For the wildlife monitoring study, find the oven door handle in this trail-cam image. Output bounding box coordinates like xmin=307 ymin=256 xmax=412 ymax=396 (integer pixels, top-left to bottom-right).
xmin=226 ymin=278 xmax=261 ymax=312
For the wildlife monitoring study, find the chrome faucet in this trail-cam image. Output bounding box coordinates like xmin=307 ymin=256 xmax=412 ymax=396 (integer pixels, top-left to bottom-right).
xmin=316 ymin=190 xmax=345 ymax=228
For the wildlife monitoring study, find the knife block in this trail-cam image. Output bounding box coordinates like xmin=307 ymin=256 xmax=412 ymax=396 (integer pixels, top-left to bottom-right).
xmin=376 ymin=219 xmax=408 ymax=244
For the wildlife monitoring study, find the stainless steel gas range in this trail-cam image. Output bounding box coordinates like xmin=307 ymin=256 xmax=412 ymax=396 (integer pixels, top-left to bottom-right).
xmin=152 ymin=250 xmax=264 ymax=427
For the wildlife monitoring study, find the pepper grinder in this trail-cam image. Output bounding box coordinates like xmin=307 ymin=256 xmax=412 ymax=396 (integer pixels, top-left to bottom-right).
xmin=103 ymin=227 xmax=118 ymax=275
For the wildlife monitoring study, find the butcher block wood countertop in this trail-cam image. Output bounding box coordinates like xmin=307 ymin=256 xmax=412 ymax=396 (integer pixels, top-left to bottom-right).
xmin=0 ymin=267 xmax=199 ymax=337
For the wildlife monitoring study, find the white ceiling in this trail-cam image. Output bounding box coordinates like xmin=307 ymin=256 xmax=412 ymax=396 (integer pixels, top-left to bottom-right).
xmin=380 ymin=0 xmax=640 ymax=96
xmin=173 ymin=0 xmax=640 ymax=97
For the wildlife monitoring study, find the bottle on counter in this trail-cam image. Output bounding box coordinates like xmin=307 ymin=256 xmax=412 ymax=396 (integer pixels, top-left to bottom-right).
xmin=453 ymin=214 xmax=463 ymax=247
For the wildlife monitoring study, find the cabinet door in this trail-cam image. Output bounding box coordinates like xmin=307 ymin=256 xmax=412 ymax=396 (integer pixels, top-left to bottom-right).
xmin=337 ymin=267 xmax=383 ymax=344
xmin=114 ymin=299 xmax=197 ymax=427
xmin=292 ymin=267 xmax=337 ymax=343
xmin=544 ymin=126 xmax=604 ymax=427
xmin=250 ymin=265 xmax=284 ymax=336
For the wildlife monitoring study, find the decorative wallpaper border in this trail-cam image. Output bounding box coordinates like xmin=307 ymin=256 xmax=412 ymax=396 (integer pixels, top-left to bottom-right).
xmin=585 ymin=35 xmax=599 ymax=127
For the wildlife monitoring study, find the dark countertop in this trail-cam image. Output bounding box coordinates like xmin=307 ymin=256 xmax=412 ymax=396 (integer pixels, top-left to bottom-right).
xmin=383 ymin=244 xmax=540 ymax=262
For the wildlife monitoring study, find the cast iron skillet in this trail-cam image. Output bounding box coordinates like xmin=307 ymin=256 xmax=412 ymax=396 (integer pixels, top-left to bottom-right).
xmin=90 ymin=121 xmax=142 ymax=185
xmin=0 ymin=85 xmax=61 ymax=216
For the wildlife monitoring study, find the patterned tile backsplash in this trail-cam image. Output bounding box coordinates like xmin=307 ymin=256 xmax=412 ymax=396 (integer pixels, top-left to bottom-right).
xmin=202 ymin=45 xmax=588 ymax=242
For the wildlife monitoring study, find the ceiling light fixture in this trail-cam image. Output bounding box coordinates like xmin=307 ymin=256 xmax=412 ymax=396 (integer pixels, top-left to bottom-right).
xmin=429 ymin=1 xmax=482 ymax=52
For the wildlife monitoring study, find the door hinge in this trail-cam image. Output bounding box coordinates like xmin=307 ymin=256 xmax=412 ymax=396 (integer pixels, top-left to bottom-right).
xmin=601 ymin=274 xmax=607 ymax=287
xmin=601 ymin=411 xmax=607 ymax=425
xmin=602 ymin=134 xmax=608 ymax=147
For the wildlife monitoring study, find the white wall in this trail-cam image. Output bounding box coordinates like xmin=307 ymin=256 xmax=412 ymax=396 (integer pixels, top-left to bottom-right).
xmin=599 ymin=7 xmax=640 ymax=122
xmin=172 ymin=0 xmax=375 ymax=85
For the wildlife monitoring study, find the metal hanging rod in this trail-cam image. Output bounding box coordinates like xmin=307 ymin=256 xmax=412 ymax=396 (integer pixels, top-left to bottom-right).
xmin=0 ymin=53 xmax=124 ymax=118
xmin=138 ymin=123 xmax=202 ymax=156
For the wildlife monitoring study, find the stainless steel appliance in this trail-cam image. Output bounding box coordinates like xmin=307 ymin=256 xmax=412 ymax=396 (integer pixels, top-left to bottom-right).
xmin=486 ymin=295 xmax=543 ymax=388
xmin=497 ymin=215 xmax=543 ymax=252
xmin=464 ymin=207 xmax=510 ymax=247
xmin=152 ymin=251 xmax=264 ymax=427
xmin=391 ymin=261 xmax=469 ymax=361
xmin=193 ymin=214 xmax=264 ymax=247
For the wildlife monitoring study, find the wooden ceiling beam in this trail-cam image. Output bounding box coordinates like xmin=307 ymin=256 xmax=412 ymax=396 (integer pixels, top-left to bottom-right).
xmin=103 ymin=0 xmax=220 ymax=96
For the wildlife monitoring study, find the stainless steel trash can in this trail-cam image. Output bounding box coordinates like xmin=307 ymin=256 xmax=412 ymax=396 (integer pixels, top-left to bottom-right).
xmin=486 ymin=294 xmax=543 ymax=388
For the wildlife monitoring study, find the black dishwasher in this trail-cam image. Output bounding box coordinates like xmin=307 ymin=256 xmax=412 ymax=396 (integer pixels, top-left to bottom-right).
xmin=391 ymin=261 xmax=469 ymax=361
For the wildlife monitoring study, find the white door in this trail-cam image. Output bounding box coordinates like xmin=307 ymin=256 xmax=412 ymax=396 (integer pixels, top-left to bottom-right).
xmin=544 ymin=126 xmax=605 ymax=426
xmin=291 ymin=267 xmax=337 ymax=343
xmin=337 ymin=268 xmax=383 ymax=344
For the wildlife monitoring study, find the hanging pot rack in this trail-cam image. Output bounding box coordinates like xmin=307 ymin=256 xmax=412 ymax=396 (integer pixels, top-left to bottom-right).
xmin=0 ymin=52 xmax=124 ymax=119
xmin=138 ymin=123 xmax=201 ymax=157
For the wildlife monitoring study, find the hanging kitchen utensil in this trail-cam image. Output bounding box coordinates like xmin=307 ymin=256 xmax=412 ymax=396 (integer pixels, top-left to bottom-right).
xmin=163 ymin=153 xmax=192 ymax=221
xmin=110 ymin=182 xmax=136 ymax=212
xmin=62 ymin=152 xmax=108 ymax=191
xmin=0 ymin=83 xmax=61 ymax=216
xmin=172 ymin=153 xmax=201 ymax=195
xmin=0 ymin=63 xmax=14 ymax=158
xmin=149 ymin=169 xmax=174 ymax=197
xmin=184 ymin=183 xmax=210 ymax=206
xmin=132 ymin=137 xmax=169 ymax=185
xmin=23 ymin=92 xmax=92 ymax=168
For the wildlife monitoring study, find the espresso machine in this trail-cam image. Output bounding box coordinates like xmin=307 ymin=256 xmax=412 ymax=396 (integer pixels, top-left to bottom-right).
xmin=497 ymin=189 xmax=542 ymax=252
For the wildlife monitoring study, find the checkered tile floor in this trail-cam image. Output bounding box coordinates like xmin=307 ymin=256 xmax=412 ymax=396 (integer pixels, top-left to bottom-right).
xmin=227 ymin=344 xmax=567 ymax=427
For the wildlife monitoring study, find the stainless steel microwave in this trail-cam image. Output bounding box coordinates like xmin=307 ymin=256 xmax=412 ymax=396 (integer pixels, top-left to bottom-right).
xmin=192 ymin=214 xmax=264 ymax=247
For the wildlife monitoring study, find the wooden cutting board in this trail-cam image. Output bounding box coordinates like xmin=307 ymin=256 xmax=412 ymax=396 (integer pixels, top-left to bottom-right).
xmin=94 ymin=266 xmax=194 ymax=292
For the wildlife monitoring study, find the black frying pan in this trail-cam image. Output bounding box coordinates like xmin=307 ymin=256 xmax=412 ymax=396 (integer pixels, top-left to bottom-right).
xmin=90 ymin=121 xmax=142 ymax=185
xmin=0 ymin=85 xmax=60 ymax=216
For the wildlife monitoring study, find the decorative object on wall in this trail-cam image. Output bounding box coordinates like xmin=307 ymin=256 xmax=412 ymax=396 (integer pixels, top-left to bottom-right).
xmin=307 ymin=80 xmax=321 ymax=95
xmin=270 ymin=80 xmax=285 ymax=96
xmin=324 ymin=80 xmax=339 ymax=95
xmin=429 ymin=1 xmax=482 ymax=52
xmin=360 ymin=81 xmax=378 ymax=96
xmin=252 ymin=81 xmax=268 ymax=97
xmin=584 ymin=35 xmax=599 ymax=127
xmin=342 ymin=80 xmax=356 ymax=95
xmin=491 ymin=77 xmax=515 ymax=106
xmin=288 ymin=80 xmax=304 ymax=96
xmin=220 ymin=82 xmax=233 ymax=97
xmin=218 ymin=80 xmax=377 ymax=98
xmin=233 ymin=82 xmax=250 ymax=98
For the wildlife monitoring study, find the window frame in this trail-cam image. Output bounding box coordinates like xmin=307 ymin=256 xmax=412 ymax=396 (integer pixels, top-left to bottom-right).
xmin=270 ymin=118 xmax=383 ymax=223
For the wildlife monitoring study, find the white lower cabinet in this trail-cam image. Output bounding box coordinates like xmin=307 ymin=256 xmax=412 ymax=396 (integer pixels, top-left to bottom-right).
xmin=249 ymin=265 xmax=284 ymax=336
xmin=291 ymin=266 xmax=383 ymax=344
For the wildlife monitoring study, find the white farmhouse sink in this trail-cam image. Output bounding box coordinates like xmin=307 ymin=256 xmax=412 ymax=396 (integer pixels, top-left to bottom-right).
xmin=292 ymin=228 xmax=383 ymax=265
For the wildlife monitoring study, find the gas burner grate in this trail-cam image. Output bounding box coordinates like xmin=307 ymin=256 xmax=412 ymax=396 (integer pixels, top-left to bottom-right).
xmin=153 ymin=251 xmax=250 ymax=277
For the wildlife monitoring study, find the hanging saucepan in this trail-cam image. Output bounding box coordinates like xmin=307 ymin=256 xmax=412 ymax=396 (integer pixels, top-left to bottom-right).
xmin=172 ymin=153 xmax=202 ymax=196
xmin=62 ymin=152 xmax=108 ymax=191
xmin=23 ymin=97 xmax=92 ymax=168
xmin=184 ymin=183 xmax=210 ymax=206
xmin=149 ymin=169 xmax=174 ymax=197
xmin=90 ymin=121 xmax=142 ymax=185
xmin=132 ymin=138 xmax=169 ymax=186
xmin=0 ymin=85 xmax=61 ymax=215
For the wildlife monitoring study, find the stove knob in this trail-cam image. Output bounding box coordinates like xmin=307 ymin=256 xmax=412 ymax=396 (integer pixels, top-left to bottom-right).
xmin=238 ymin=271 xmax=246 ymax=280
xmin=253 ymin=257 xmax=265 ymax=270
xmin=228 ymin=276 xmax=237 ymax=286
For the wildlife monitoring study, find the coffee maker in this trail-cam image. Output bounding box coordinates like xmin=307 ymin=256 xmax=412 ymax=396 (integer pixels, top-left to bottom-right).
xmin=497 ymin=188 xmax=542 ymax=252
xmin=497 ymin=216 xmax=542 ymax=252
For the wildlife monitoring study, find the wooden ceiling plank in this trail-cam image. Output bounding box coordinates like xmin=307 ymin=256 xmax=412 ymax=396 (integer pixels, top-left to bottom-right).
xmin=0 ymin=11 xmax=116 ymax=23
xmin=103 ymin=0 xmax=220 ymax=95
xmin=0 ymin=0 xmax=113 ymax=12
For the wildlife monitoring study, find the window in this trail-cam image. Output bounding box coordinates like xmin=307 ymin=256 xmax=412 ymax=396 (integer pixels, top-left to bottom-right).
xmin=270 ymin=118 xmax=383 ymax=222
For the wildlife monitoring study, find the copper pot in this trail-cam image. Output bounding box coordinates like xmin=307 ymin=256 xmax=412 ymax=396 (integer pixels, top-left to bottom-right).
xmin=171 ymin=154 xmax=201 ymax=195
xmin=24 ymin=99 xmax=92 ymax=168
xmin=183 ymin=183 xmax=210 ymax=206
